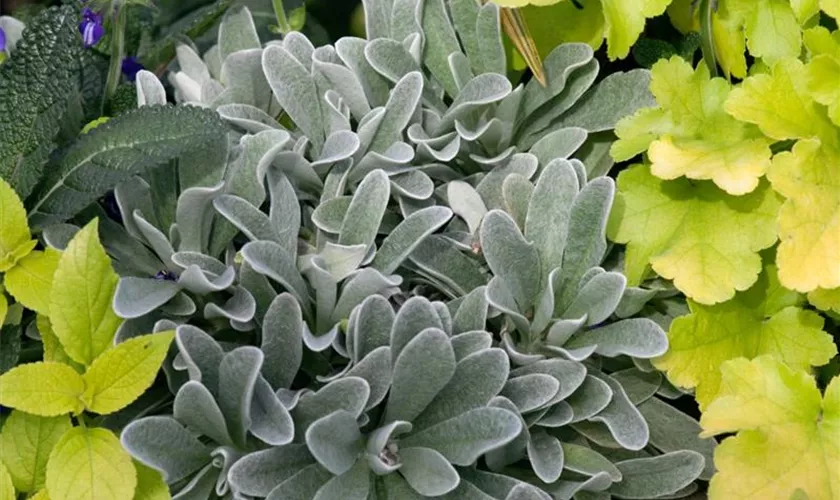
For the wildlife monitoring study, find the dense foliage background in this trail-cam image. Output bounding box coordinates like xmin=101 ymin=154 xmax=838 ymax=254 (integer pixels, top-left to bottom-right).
xmin=0 ymin=0 xmax=838 ymax=499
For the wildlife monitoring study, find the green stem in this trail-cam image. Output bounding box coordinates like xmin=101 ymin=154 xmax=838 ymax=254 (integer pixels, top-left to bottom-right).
xmin=102 ymin=6 xmax=127 ymax=114
xmin=698 ymin=0 xmax=719 ymax=78
xmin=272 ymin=0 xmax=292 ymax=33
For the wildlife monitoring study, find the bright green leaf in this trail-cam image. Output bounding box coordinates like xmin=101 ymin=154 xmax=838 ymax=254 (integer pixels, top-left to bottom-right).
xmin=613 ymin=56 xmax=773 ymax=195
xmin=4 ymin=249 xmax=61 ymax=315
xmin=0 ymin=295 xmax=6 ymax=327
xmin=655 ymin=265 xmax=837 ymax=408
xmin=0 ymin=177 xmax=34 ymax=272
xmin=608 ymin=164 xmax=781 ymax=305
xmin=701 ymin=356 xmax=840 ymax=500
xmin=46 ymin=427 xmax=137 ymax=500
xmin=0 ymin=410 xmax=72 ymax=492
xmin=82 ymin=331 xmax=175 ymax=415
xmin=30 ymin=490 xmax=50 ymax=500
xmin=0 ymin=462 xmax=14 ymax=500
xmin=132 ymin=462 xmax=169 ymax=500
xmin=49 ymin=220 xmax=122 ymax=366
xmin=0 ymin=362 xmax=85 ymax=416
xmin=600 ymin=0 xmax=671 ymax=60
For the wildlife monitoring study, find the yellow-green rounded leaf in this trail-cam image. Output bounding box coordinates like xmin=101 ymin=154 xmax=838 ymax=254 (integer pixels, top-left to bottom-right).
xmin=50 ymin=220 xmax=122 ymax=366
xmin=82 ymin=331 xmax=175 ymax=415
xmin=0 ymin=462 xmax=14 ymax=500
xmin=601 ymin=0 xmax=671 ymax=60
xmin=46 ymin=427 xmax=137 ymax=500
xmin=132 ymin=462 xmax=169 ymax=500
xmin=0 ymin=411 xmax=73 ymax=493
xmin=31 ymin=490 xmax=51 ymax=500
xmin=0 ymin=294 xmax=6 ymax=327
xmin=0 ymin=177 xmax=34 ymax=272
xmin=0 ymin=363 xmax=84 ymax=416
xmin=4 ymin=250 xmax=62 ymax=315
xmin=701 ymin=357 xmax=840 ymax=500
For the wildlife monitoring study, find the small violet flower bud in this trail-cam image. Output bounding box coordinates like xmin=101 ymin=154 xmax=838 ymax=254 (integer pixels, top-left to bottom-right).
xmin=79 ymin=8 xmax=104 ymax=47
xmin=121 ymin=56 xmax=144 ymax=82
xmin=0 ymin=27 xmax=7 ymax=64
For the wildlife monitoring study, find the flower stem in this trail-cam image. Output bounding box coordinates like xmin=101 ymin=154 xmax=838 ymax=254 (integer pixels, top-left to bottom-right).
xmin=102 ymin=5 xmax=127 ymax=114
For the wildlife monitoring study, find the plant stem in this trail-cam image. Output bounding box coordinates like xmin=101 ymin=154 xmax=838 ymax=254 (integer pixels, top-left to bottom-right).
xmin=102 ymin=5 xmax=127 ymax=114
xmin=272 ymin=0 xmax=292 ymax=33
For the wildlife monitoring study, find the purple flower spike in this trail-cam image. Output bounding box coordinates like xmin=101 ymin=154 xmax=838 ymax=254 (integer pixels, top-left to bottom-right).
xmin=121 ymin=56 xmax=144 ymax=82
xmin=79 ymin=8 xmax=104 ymax=47
xmin=0 ymin=27 xmax=7 ymax=53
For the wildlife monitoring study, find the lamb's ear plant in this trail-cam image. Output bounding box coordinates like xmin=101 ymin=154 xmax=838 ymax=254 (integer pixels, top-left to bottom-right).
xmin=0 ymin=200 xmax=173 ymax=499
xmin=107 ymin=1 xmax=718 ymax=498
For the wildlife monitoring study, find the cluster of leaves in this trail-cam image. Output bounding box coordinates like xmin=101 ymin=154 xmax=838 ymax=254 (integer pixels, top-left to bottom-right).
xmin=0 ymin=0 xmax=727 ymax=499
xmin=606 ymin=2 xmax=840 ymax=498
xmin=0 ymin=182 xmax=172 ymax=500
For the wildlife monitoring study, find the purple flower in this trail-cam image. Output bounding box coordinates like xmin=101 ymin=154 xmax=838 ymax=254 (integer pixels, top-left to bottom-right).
xmin=121 ymin=56 xmax=144 ymax=82
xmin=79 ymin=8 xmax=104 ymax=47
xmin=0 ymin=27 xmax=7 ymax=53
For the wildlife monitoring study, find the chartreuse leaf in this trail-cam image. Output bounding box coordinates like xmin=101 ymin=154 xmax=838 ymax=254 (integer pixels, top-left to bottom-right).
xmin=0 ymin=177 xmax=35 ymax=272
xmin=0 ymin=362 xmax=85 ymax=416
xmin=600 ymin=0 xmax=671 ymax=60
xmin=49 ymin=220 xmax=122 ymax=366
xmin=132 ymin=461 xmax=169 ymax=500
xmin=30 ymin=490 xmax=49 ymax=500
xmin=4 ymin=249 xmax=61 ymax=315
xmin=700 ymin=356 xmax=840 ymax=500
xmin=726 ymin=0 xmax=803 ymax=64
xmin=803 ymin=27 xmax=840 ymax=126
xmin=37 ymin=316 xmax=82 ymax=373
xmin=46 ymin=427 xmax=137 ymax=500
xmin=607 ymin=164 xmax=780 ymax=305
xmin=809 ymin=286 xmax=840 ymax=314
xmin=0 ymin=295 xmax=6 ymax=326
xmin=499 ymin=0 xmax=667 ymax=61
xmin=726 ymin=57 xmax=837 ymax=144
xmin=0 ymin=410 xmax=72 ymax=492
xmin=613 ymin=57 xmax=773 ymax=195
xmin=767 ymin=139 xmax=840 ymax=292
xmin=655 ymin=265 xmax=837 ymax=408
xmin=0 ymin=462 xmax=14 ymax=500
xmin=82 ymin=331 xmax=175 ymax=415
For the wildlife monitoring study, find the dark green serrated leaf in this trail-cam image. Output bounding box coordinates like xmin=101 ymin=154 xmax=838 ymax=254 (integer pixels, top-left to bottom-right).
xmin=0 ymin=6 xmax=87 ymax=198
xmin=27 ymin=105 xmax=229 ymax=228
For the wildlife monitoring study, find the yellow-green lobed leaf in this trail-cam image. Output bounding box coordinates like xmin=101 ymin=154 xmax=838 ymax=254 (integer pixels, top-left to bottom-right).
xmin=0 ymin=411 xmax=73 ymax=492
xmin=45 ymin=427 xmax=137 ymax=500
xmin=0 ymin=362 xmax=85 ymax=416
xmin=82 ymin=331 xmax=175 ymax=415
xmin=0 ymin=177 xmax=34 ymax=273
xmin=607 ymin=164 xmax=780 ymax=305
xmin=614 ymin=56 xmax=774 ymax=195
xmin=655 ymin=265 xmax=837 ymax=408
xmin=701 ymin=356 xmax=840 ymax=499
xmin=49 ymin=219 xmax=122 ymax=366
